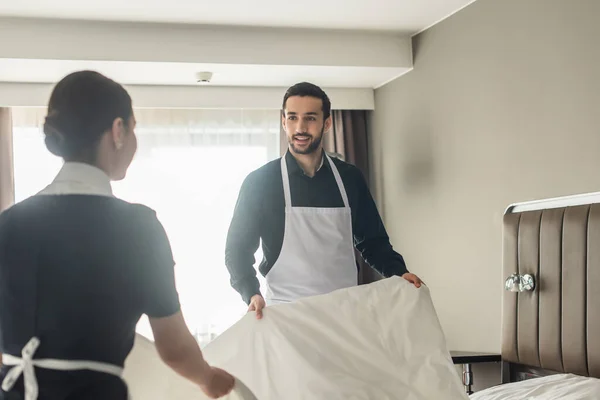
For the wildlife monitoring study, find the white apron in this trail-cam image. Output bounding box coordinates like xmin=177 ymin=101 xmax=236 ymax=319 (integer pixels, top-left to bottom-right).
xmin=265 ymin=154 xmax=358 ymax=305
xmin=1 ymin=163 xmax=126 ymax=400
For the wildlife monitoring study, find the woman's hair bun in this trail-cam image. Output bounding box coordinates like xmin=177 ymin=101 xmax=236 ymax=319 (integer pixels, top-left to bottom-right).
xmin=43 ymin=113 xmax=69 ymax=157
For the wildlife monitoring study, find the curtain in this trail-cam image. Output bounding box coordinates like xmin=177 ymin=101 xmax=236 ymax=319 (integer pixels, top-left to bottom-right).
xmin=327 ymin=110 xmax=371 ymax=188
xmin=10 ymin=107 xmax=280 ymax=346
xmin=0 ymin=107 xmax=13 ymax=366
xmin=0 ymin=108 xmax=14 ymax=214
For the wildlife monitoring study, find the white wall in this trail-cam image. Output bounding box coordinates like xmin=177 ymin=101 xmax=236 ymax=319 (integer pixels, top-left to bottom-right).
xmin=371 ymin=0 xmax=600 ymax=391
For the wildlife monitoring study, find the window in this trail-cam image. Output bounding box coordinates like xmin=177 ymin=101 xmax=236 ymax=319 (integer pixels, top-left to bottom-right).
xmin=11 ymin=107 xmax=279 ymax=346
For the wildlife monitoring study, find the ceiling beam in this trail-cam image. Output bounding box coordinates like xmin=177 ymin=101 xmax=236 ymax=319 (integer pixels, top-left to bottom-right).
xmin=0 ymin=17 xmax=412 ymax=69
xmin=0 ymin=82 xmax=375 ymax=110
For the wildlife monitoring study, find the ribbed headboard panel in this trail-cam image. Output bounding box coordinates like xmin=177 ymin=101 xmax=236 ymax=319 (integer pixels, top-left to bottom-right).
xmin=502 ymin=196 xmax=600 ymax=379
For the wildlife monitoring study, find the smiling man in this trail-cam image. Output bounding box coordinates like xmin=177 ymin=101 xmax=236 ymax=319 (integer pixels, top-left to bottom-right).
xmin=225 ymin=82 xmax=422 ymax=318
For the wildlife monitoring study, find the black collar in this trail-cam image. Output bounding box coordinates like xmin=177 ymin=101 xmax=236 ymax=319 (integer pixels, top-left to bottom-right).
xmin=284 ymin=150 xmax=328 ymax=176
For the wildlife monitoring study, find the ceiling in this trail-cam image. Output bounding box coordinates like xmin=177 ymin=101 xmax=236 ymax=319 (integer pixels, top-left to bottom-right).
xmin=0 ymin=0 xmax=479 ymax=98
xmin=0 ymin=0 xmax=477 ymax=33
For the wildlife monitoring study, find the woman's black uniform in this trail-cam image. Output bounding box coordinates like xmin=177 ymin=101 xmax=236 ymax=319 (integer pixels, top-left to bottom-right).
xmin=0 ymin=164 xmax=181 ymax=399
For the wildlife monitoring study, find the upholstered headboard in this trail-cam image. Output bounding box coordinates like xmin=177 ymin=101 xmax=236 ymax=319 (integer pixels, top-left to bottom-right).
xmin=501 ymin=192 xmax=600 ymax=383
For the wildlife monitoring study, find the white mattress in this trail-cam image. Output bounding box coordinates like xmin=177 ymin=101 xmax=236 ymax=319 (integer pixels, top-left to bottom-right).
xmin=123 ymin=276 xmax=468 ymax=399
xmin=470 ymin=374 xmax=600 ymax=400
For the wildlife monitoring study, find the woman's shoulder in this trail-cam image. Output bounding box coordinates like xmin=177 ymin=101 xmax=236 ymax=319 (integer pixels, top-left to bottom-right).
xmin=122 ymin=201 xmax=162 ymax=227
xmin=0 ymin=195 xmax=160 ymax=228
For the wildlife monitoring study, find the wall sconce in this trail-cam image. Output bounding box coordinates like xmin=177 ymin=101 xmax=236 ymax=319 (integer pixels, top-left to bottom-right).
xmin=504 ymin=273 xmax=536 ymax=292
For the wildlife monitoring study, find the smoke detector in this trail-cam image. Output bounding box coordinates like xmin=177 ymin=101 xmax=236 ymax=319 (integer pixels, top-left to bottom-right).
xmin=195 ymin=71 xmax=213 ymax=84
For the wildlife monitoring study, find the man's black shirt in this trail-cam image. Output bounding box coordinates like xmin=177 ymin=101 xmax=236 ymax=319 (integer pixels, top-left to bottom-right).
xmin=225 ymin=151 xmax=409 ymax=304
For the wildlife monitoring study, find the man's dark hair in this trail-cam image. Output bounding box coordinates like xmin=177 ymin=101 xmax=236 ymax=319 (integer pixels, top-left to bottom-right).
xmin=282 ymin=82 xmax=331 ymax=120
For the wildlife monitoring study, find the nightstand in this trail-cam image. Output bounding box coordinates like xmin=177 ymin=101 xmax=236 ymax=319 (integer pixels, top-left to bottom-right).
xmin=450 ymin=351 xmax=501 ymax=394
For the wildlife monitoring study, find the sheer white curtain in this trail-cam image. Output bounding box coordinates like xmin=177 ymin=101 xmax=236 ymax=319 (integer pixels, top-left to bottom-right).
xmin=11 ymin=107 xmax=278 ymax=346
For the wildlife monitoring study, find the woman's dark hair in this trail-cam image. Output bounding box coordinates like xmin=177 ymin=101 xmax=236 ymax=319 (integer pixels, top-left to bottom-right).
xmin=43 ymin=70 xmax=133 ymax=162
xmin=282 ymin=82 xmax=331 ymax=120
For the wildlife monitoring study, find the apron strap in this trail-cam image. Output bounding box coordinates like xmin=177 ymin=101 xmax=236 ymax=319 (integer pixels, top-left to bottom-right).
xmin=280 ymin=153 xmax=350 ymax=208
xmin=2 ymin=337 xmax=124 ymax=400
xmin=324 ymin=154 xmax=350 ymax=208
xmin=2 ymin=337 xmax=40 ymax=400
xmin=280 ymin=156 xmax=293 ymax=208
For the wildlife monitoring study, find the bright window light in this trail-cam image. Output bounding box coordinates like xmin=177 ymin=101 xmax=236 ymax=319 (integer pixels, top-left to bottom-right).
xmin=12 ymin=108 xmax=277 ymax=347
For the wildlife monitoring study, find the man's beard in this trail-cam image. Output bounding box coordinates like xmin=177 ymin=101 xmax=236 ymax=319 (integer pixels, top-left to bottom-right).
xmin=288 ymin=127 xmax=324 ymax=155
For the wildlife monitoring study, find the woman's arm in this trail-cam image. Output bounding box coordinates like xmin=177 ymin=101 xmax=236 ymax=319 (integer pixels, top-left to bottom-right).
xmin=149 ymin=311 xmax=233 ymax=397
xmin=135 ymin=205 xmax=234 ymax=398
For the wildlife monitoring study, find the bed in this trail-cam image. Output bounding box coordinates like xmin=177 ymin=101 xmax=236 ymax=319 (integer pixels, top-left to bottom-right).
xmin=471 ymin=192 xmax=600 ymax=399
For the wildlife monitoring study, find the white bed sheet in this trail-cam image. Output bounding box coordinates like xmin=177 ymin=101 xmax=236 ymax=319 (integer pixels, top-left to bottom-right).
xmin=470 ymin=374 xmax=600 ymax=400
xmin=124 ymin=276 xmax=468 ymax=399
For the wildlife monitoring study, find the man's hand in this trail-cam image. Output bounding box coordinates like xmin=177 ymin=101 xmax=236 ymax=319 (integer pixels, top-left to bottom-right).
xmin=248 ymin=294 xmax=266 ymax=319
xmin=402 ymin=272 xmax=423 ymax=288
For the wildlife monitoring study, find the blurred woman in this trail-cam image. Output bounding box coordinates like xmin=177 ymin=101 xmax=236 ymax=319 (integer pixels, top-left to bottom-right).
xmin=0 ymin=71 xmax=234 ymax=400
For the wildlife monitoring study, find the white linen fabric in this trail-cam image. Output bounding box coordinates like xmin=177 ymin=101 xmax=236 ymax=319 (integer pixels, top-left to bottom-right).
xmin=124 ymin=277 xmax=468 ymax=399
xmin=469 ymin=374 xmax=600 ymax=400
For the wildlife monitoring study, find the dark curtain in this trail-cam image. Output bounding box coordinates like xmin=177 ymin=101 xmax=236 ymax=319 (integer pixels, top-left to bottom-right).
xmin=0 ymin=107 xmax=14 ymax=213
xmin=0 ymin=107 xmax=12 ymax=366
xmin=326 ymin=110 xmax=370 ymax=187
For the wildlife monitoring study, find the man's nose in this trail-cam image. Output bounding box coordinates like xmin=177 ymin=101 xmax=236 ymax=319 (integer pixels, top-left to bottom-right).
xmin=296 ymin=119 xmax=307 ymax=132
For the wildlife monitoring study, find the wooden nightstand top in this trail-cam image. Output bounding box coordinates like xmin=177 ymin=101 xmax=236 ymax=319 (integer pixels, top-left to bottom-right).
xmin=450 ymin=351 xmax=501 ymax=364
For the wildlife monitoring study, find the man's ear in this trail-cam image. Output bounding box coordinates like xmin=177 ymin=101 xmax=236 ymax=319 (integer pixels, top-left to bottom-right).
xmin=324 ymin=115 xmax=332 ymax=133
xmin=281 ymin=113 xmax=287 ymax=130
